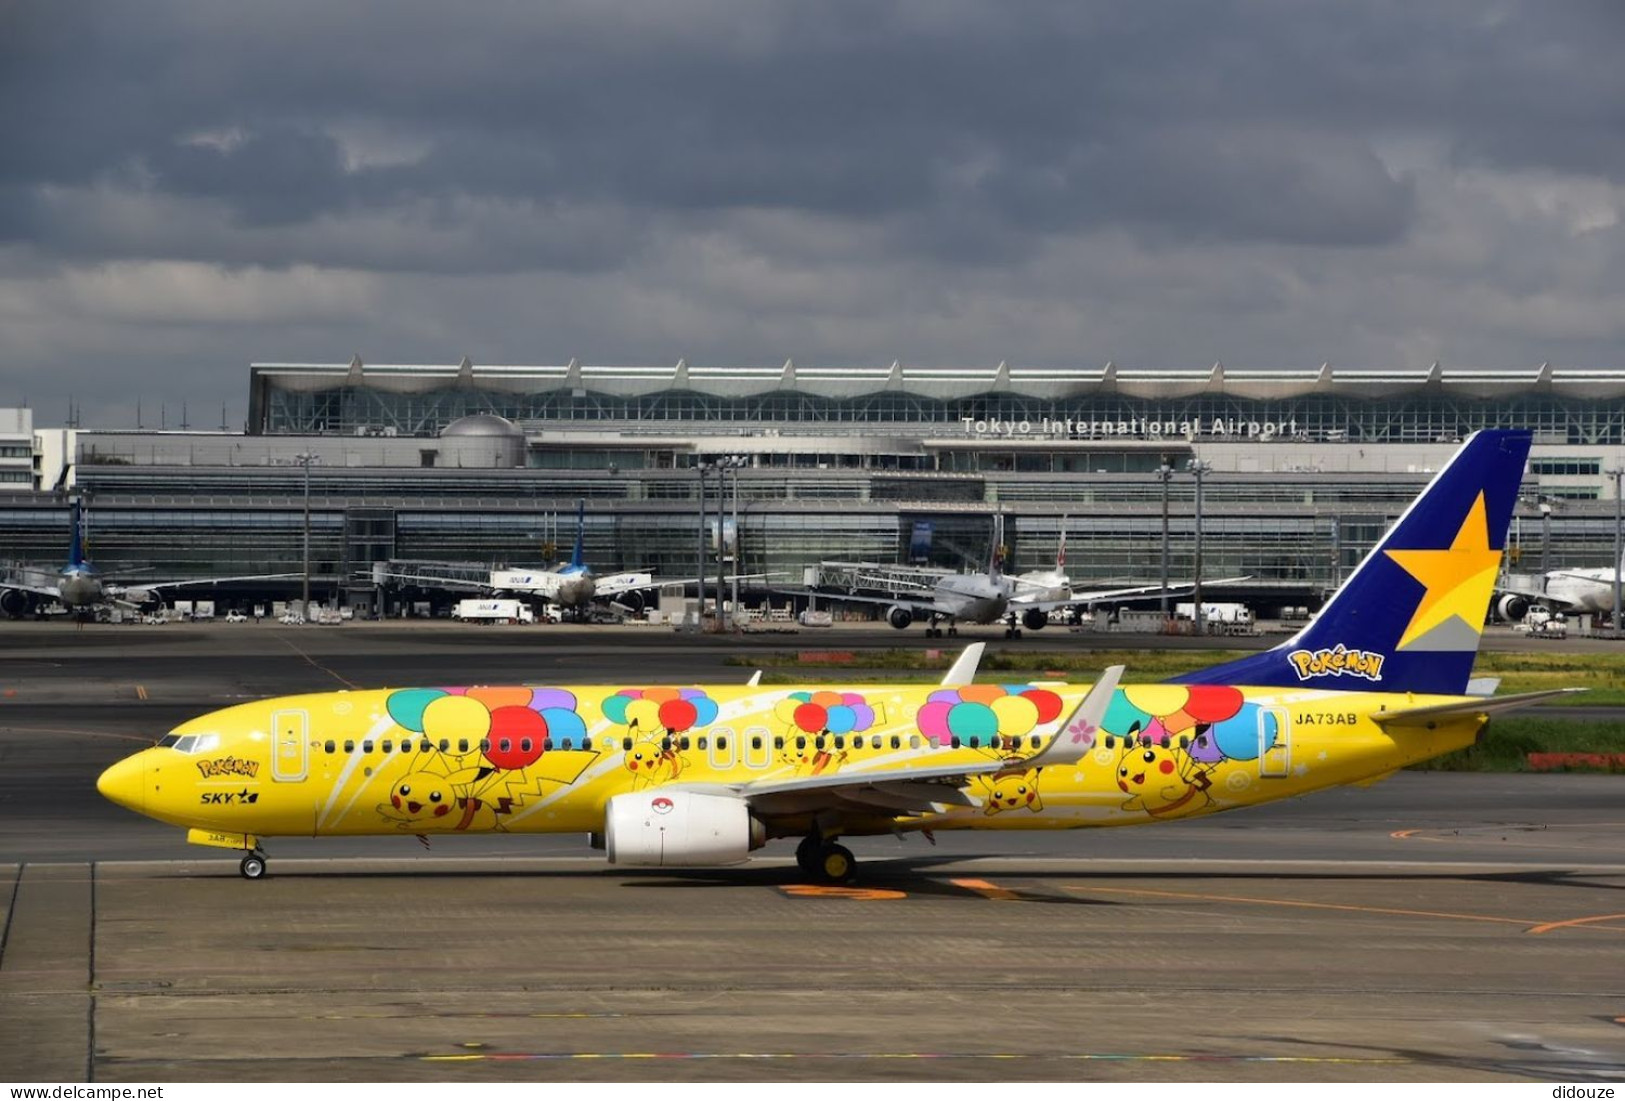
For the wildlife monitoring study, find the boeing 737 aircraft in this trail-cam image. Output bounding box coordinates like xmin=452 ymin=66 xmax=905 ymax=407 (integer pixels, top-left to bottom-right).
xmin=97 ymin=430 xmax=1572 ymax=883
xmin=0 ymin=499 xmax=295 ymax=618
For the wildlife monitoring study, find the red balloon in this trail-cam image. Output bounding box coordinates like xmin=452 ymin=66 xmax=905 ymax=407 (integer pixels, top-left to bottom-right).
xmin=1184 ymin=684 xmax=1245 ymax=724
xmin=793 ymin=703 xmax=828 ymax=733
xmin=1021 ymin=689 xmax=1064 ymax=724
xmin=485 ymin=706 xmax=547 ymax=770
xmin=658 ymin=698 xmax=699 ymax=732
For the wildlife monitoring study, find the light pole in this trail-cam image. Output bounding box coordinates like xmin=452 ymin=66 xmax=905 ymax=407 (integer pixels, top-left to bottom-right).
xmin=726 ymin=455 xmax=745 ymax=628
xmin=295 ymin=451 xmax=315 ymax=621
xmin=1187 ymin=457 xmax=1211 ymax=636
xmin=1610 ymin=465 xmax=1623 ymax=639
xmin=1155 ymin=459 xmax=1173 ymax=618
xmin=695 ymin=461 xmax=710 ymax=626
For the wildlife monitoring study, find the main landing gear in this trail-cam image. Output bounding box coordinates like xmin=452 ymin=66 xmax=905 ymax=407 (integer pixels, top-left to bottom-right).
xmin=795 ymin=834 xmax=857 ymax=883
xmin=1002 ymin=613 xmax=1023 ymax=640
xmin=923 ymin=621 xmax=958 ymax=639
xmin=239 ymin=849 xmax=269 ymax=880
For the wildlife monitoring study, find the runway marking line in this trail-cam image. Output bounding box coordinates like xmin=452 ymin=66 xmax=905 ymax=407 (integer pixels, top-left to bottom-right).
xmin=779 ymin=885 xmax=907 ymax=901
xmin=276 ymin=636 xmax=360 ymax=690
xmin=951 ymin=877 xmax=1020 ymax=900
xmin=1062 ymin=883 xmax=1625 ymax=936
xmin=1526 ymin=913 xmax=1625 ymax=936
xmin=135 ymin=684 xmax=147 ymax=701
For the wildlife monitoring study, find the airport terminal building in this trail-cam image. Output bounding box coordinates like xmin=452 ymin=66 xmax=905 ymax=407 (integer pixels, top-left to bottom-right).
xmin=4 ymin=360 xmax=1625 ymax=617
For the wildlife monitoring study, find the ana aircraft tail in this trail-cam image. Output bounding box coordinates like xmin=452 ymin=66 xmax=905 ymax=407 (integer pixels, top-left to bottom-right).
xmin=569 ymin=499 xmax=586 ymax=571
xmin=68 ymin=498 xmax=87 ymax=570
xmin=1175 ymin=429 xmax=1532 ymax=696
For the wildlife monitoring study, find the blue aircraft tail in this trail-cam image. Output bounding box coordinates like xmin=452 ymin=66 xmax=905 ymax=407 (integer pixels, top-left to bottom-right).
xmin=569 ymin=499 xmax=586 ymax=571
xmin=1173 ymin=429 xmax=1532 ymax=696
xmin=67 ymin=498 xmax=87 ymax=569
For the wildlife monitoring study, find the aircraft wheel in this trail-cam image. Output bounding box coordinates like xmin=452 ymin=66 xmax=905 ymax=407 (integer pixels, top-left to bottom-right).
xmin=239 ymin=854 xmax=267 ymax=880
xmin=947 ymin=626 xmax=958 ymax=637
xmin=817 ymin=843 xmax=856 ymax=884
xmin=1013 ymin=628 xmax=1023 ymax=639
xmin=794 ymin=835 xmax=820 ymax=874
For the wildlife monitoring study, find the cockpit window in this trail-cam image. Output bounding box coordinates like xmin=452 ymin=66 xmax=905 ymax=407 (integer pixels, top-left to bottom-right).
xmin=167 ymin=733 xmax=221 ymax=754
xmin=157 ymin=734 xmax=181 ymax=748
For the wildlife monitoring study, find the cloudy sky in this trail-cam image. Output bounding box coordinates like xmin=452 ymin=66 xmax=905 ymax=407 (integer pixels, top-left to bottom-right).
xmin=3 ymin=1 xmax=1624 ymax=426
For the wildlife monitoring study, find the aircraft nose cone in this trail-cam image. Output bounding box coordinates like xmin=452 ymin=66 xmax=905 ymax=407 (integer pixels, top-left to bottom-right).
xmin=97 ymin=753 xmax=146 ymax=814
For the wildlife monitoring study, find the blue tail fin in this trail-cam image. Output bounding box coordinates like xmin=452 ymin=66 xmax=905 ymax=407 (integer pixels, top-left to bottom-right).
xmin=1174 ymin=430 xmax=1532 ymax=696
xmin=68 ymin=498 xmax=86 ymax=569
xmin=569 ymin=499 xmax=586 ymax=571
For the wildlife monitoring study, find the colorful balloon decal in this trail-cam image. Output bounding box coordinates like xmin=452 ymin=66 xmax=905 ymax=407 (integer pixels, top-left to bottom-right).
xmin=601 ymin=687 xmax=720 ymax=733
xmin=772 ymin=690 xmax=877 ymax=737
xmin=915 ymin=684 xmax=1064 ymax=747
xmin=1100 ymin=682 xmax=1268 ymax=770
xmin=383 ymin=685 xmax=589 ymax=772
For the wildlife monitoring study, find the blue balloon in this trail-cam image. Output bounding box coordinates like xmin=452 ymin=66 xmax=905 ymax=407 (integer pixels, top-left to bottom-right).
xmin=542 ymin=708 xmax=587 ymax=744
xmin=1211 ymin=703 xmax=1277 ymax=761
xmin=386 ymin=688 xmax=446 ymax=733
xmin=691 ymin=697 xmax=720 ymax=727
xmin=825 ymin=705 xmax=857 ymax=734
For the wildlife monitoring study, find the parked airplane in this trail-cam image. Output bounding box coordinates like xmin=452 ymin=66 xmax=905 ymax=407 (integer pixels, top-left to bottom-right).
xmin=97 ymin=429 xmax=1571 ymax=883
xmin=379 ymin=500 xmax=656 ymax=620
xmin=489 ymin=501 xmax=654 ymax=618
xmin=1495 ymin=552 xmax=1623 ymax=620
xmin=0 ymin=499 xmax=295 ymax=619
xmin=822 ymin=517 xmax=1234 ymax=638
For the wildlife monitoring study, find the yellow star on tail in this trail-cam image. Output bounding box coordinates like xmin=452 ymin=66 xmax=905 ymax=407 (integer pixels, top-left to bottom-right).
xmin=1384 ymin=491 xmax=1502 ymax=650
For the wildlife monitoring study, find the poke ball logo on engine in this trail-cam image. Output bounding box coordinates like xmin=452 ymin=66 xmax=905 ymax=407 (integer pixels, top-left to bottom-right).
xmin=651 ymin=796 xmax=674 ymax=815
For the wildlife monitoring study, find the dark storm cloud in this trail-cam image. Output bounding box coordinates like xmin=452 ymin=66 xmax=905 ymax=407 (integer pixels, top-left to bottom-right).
xmin=5 ymin=0 xmax=1625 ymax=427
xmin=2 ymin=0 xmax=1536 ymax=267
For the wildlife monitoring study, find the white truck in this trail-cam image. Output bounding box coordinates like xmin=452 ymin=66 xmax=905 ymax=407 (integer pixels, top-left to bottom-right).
xmin=1175 ymin=601 xmax=1257 ymax=634
xmin=451 ymin=598 xmax=536 ymax=624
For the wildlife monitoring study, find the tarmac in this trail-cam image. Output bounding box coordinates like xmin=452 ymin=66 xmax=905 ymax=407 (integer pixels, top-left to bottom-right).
xmin=1 ymin=620 xmax=1623 ymax=1082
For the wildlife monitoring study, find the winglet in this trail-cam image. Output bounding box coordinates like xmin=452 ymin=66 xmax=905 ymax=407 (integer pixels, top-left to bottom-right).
xmin=1025 ymin=665 xmax=1124 ymax=769
xmin=940 ymin=643 xmax=985 ymax=686
xmin=747 ymin=670 xmax=763 ymax=687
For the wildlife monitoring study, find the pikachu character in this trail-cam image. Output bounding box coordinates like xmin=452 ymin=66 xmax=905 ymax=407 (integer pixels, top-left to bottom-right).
xmin=979 ymin=768 xmax=1044 ymax=816
xmin=1114 ymin=719 xmax=1212 ymax=818
xmin=623 ymin=737 xmax=685 ymax=790
xmin=377 ymin=763 xmax=501 ymax=832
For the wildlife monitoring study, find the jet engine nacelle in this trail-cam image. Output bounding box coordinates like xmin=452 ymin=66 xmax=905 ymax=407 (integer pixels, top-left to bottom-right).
xmin=604 ymin=790 xmax=764 ymax=867
xmin=123 ymin=588 xmax=157 ymax=606
xmin=0 ymin=588 xmax=31 ymax=619
xmin=886 ymin=605 xmax=913 ymax=630
xmin=1021 ymin=607 xmax=1049 ymax=632
xmin=1496 ymin=593 xmax=1529 ymax=623
xmin=619 ymin=589 xmax=646 ymax=614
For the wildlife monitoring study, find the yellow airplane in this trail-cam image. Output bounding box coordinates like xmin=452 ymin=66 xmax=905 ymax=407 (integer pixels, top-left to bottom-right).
xmin=98 ymin=430 xmax=1572 ymax=882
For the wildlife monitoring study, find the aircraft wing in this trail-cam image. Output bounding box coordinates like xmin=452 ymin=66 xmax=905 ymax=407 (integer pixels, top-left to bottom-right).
xmin=1014 ymin=576 xmax=1252 ymax=614
xmin=710 ymin=666 xmax=1122 ymax=818
xmin=1370 ymin=687 xmax=1585 ymax=726
xmin=813 ymin=590 xmax=947 ymax=616
xmin=593 ymin=571 xmax=655 ymax=597
xmin=0 ymin=578 xmax=63 ymax=600
xmin=109 ymin=573 xmax=303 ymax=598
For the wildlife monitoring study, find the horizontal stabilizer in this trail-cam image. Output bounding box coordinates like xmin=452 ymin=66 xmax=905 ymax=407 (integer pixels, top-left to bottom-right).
xmin=1371 ymin=688 xmax=1584 ymax=726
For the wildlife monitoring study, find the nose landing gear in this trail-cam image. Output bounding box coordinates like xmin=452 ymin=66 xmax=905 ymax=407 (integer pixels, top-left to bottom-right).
xmin=238 ymin=850 xmax=268 ymax=880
